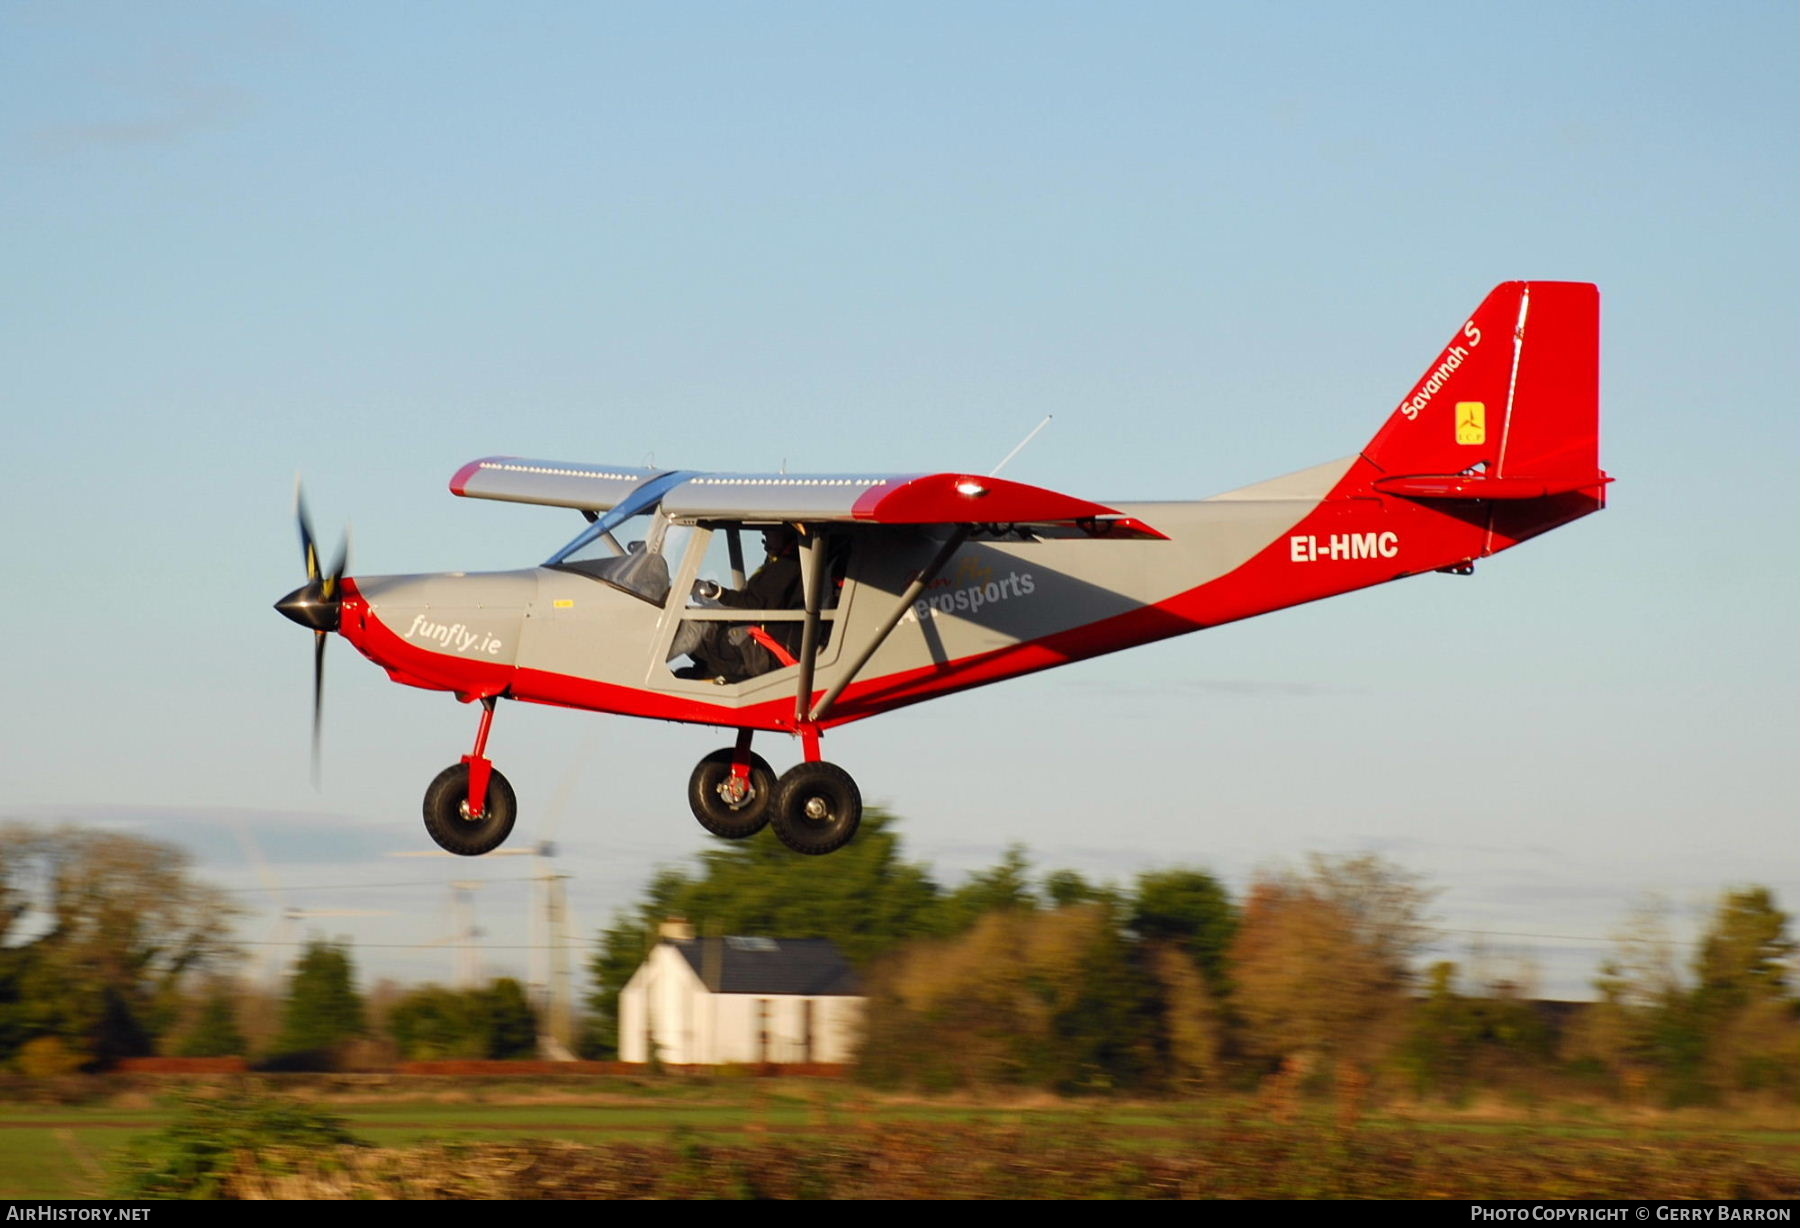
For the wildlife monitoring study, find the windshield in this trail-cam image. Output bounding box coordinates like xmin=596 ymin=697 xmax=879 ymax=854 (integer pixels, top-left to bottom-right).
xmin=553 ymin=508 xmax=656 ymax=565
xmin=544 ymin=471 xmax=688 ymax=566
xmin=543 ymin=473 xmax=694 ymax=606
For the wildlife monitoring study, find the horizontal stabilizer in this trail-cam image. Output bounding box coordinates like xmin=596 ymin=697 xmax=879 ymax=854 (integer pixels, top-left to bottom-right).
xmin=1372 ymin=473 xmax=1613 ymax=501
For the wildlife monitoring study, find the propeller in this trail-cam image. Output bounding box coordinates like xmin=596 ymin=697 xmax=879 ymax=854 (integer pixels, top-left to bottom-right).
xmin=274 ymin=483 xmax=349 ymax=780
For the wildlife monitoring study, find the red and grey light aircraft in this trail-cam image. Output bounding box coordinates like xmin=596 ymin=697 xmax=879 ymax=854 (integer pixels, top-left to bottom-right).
xmin=277 ymin=281 xmax=1607 ymax=857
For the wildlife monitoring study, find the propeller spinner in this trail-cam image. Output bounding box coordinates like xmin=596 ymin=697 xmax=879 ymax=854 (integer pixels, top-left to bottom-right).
xmin=274 ymin=486 xmax=348 ymax=778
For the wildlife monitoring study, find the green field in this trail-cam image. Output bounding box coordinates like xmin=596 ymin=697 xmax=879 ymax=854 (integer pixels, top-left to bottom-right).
xmin=3 ymin=1077 xmax=1796 ymax=1200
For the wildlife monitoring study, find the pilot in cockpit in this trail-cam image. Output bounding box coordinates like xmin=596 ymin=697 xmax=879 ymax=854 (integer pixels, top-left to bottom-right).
xmin=672 ymin=525 xmax=804 ymax=681
xmin=694 ymin=525 xmax=802 ymax=611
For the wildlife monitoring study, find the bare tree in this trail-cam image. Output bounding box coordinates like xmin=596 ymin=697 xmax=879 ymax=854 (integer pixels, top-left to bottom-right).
xmin=0 ymin=822 xmax=239 ymax=1064
xmin=1229 ymin=854 xmax=1434 ymax=1078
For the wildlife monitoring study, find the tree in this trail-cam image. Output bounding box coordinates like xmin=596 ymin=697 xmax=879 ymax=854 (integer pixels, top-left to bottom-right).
xmin=1043 ymin=869 xmax=1119 ymax=910
xmin=1566 ymin=897 xmax=1700 ymax=1102
xmin=1693 ymin=887 xmax=1794 ymax=1013
xmin=0 ymin=822 xmax=238 ymax=1067
xmin=1229 ymin=854 xmax=1433 ymax=1078
xmin=387 ymin=979 xmax=541 ymax=1062
xmin=933 ymin=845 xmax=1037 ymax=935
xmin=1402 ymin=961 xmax=1550 ymax=1101
xmin=173 ymin=978 xmax=247 ymax=1058
xmin=1568 ymin=890 xmax=1797 ymax=1105
xmin=1143 ymin=942 xmax=1227 ymax=1090
xmin=1401 ymin=961 xmax=1474 ymax=1098
xmin=859 ymin=902 xmax=1159 ymax=1093
xmin=387 ymin=985 xmax=480 ymax=1060
xmin=272 ymin=940 xmax=364 ymax=1067
xmin=482 ymin=978 xmax=538 ymax=1059
xmin=1129 ymin=868 xmax=1238 ymax=998
xmin=1690 ymin=888 xmax=1798 ymax=1098
xmin=648 ymin=809 xmax=941 ymax=963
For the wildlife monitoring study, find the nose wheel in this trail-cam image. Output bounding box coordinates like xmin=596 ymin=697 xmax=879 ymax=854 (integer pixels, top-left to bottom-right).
xmin=423 ymin=695 xmax=516 ymax=856
xmin=423 ymin=761 xmax=517 ymax=856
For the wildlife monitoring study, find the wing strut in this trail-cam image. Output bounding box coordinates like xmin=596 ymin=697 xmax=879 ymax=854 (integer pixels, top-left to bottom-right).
xmin=792 ymin=531 xmax=829 ymax=725
xmin=726 ymin=528 xmax=747 ymax=589
xmin=806 ymin=528 xmax=969 ymax=725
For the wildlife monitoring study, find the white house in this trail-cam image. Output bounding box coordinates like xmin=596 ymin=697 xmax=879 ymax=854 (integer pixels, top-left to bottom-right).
xmin=619 ymin=927 xmax=863 ymax=1066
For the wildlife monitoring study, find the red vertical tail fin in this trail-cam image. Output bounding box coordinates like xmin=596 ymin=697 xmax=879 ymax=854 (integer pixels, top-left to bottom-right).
xmin=1360 ymin=282 xmax=1603 ymax=500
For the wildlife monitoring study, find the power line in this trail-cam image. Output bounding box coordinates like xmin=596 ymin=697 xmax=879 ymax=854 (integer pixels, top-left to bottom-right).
xmin=218 ymin=874 xmax=545 ymax=895
xmin=1433 ymin=925 xmax=1707 ymax=949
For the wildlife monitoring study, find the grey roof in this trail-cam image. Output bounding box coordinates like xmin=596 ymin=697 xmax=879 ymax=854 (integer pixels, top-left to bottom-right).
xmin=670 ymin=937 xmax=860 ymax=996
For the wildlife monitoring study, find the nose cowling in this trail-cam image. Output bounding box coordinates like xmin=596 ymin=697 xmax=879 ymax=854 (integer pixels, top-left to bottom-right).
xmin=274 ymin=580 xmax=342 ymax=633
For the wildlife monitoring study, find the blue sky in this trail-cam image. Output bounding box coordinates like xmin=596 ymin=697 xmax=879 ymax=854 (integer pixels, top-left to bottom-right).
xmin=4 ymin=1 xmax=1794 ymax=999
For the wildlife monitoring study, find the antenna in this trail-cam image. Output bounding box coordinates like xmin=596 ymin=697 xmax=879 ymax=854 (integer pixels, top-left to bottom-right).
xmin=989 ymin=414 xmax=1053 ymax=477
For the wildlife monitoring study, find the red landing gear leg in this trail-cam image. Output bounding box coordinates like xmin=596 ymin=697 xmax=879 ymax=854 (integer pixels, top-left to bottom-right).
xmin=765 ymin=723 xmax=860 ymax=856
xmin=687 ymin=728 xmax=774 ymax=839
xmin=423 ymin=696 xmax=516 ymax=856
xmin=719 ymin=726 xmax=757 ymax=805
xmin=461 ymin=696 xmax=497 ymax=819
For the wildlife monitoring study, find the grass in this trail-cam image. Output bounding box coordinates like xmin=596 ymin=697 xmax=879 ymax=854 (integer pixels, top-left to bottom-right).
xmin=0 ymin=1127 xmax=122 ymax=1200
xmin=0 ymin=1077 xmax=1794 ymax=1199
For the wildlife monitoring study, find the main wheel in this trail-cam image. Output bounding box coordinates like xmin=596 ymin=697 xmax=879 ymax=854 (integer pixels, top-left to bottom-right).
xmin=422 ymin=762 xmax=517 ymax=856
xmin=687 ymin=748 xmax=776 ymax=839
xmin=770 ymin=762 xmax=861 ymax=855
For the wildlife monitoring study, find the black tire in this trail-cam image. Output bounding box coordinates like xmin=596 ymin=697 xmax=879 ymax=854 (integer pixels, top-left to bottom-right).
xmin=687 ymin=748 xmax=776 ymax=839
xmin=422 ymin=762 xmax=517 ymax=856
xmin=770 ymin=762 xmax=861 ymax=855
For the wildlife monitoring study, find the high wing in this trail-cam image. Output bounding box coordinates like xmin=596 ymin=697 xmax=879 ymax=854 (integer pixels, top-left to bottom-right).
xmin=661 ymin=470 xmax=1119 ymax=524
xmin=450 ymin=458 xmax=667 ymax=513
xmin=450 ymin=456 xmax=1133 ymax=526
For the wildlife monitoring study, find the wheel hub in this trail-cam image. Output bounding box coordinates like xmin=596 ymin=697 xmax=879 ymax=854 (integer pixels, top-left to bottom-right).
xmin=717 ymin=776 xmax=751 ymax=807
xmin=803 ymin=796 xmax=830 ymax=821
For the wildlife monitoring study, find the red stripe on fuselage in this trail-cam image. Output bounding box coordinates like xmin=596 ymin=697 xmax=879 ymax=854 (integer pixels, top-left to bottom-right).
xmin=338 ymin=467 xmax=1601 ymax=732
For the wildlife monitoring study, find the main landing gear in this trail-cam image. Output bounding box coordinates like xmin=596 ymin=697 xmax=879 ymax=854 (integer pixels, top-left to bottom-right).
xmin=681 ymin=522 xmax=943 ymax=857
xmin=687 ymin=729 xmax=862 ymax=856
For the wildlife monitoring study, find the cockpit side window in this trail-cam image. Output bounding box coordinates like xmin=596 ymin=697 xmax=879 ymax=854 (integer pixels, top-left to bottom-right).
xmin=665 ymin=525 xmax=851 ymax=683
